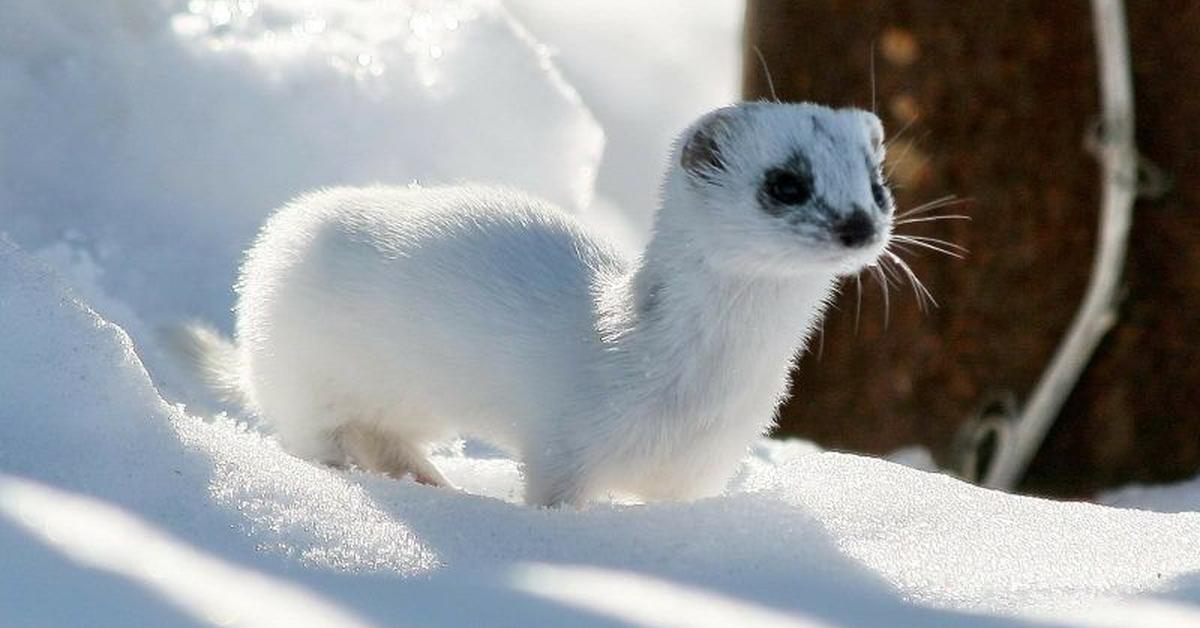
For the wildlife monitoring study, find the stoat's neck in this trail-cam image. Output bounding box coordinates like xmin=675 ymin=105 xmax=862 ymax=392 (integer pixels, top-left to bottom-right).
xmin=599 ymin=180 xmax=837 ymax=431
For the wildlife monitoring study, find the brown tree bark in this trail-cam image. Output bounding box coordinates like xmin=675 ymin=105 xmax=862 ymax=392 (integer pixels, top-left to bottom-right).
xmin=744 ymin=1 xmax=1200 ymax=496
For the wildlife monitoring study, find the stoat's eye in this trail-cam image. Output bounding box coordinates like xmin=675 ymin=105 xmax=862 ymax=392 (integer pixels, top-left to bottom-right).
xmin=871 ymin=180 xmax=890 ymax=209
xmin=764 ymin=169 xmax=812 ymax=206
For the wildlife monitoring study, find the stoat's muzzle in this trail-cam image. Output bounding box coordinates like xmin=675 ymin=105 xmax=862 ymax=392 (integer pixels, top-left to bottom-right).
xmin=831 ymin=208 xmax=877 ymax=248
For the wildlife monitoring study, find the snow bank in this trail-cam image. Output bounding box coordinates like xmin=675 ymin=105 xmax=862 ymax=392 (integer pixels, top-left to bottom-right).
xmin=0 ymin=0 xmax=603 ymax=401
xmin=0 ymin=236 xmax=368 ymax=626
xmin=506 ymin=0 xmax=743 ymax=247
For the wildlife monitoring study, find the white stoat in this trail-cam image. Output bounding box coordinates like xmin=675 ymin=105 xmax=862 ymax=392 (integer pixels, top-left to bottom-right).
xmin=173 ymin=102 xmax=895 ymax=507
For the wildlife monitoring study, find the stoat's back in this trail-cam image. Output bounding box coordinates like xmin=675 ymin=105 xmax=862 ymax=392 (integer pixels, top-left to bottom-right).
xmin=233 ymin=184 xmax=626 ymax=451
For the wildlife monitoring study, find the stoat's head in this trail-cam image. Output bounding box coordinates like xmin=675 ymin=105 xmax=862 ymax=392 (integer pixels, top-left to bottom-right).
xmin=670 ymin=101 xmax=893 ymax=277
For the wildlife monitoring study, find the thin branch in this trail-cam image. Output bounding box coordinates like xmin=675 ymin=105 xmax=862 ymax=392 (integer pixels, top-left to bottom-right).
xmin=982 ymin=0 xmax=1137 ymax=491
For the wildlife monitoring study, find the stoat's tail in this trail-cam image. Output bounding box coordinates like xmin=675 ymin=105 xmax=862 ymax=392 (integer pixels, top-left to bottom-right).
xmin=164 ymin=322 xmax=250 ymax=409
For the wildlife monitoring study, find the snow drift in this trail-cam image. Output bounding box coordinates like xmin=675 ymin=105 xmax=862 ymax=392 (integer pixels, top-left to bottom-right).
xmin=0 ymin=0 xmax=604 ymax=404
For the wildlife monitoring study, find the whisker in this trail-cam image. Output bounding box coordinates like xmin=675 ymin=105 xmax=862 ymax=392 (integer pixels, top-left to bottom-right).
xmin=878 ymin=255 xmax=918 ymax=311
xmin=885 ymin=114 xmax=919 ymax=149
xmin=868 ymin=264 xmax=891 ymax=329
xmin=869 ymin=41 xmax=877 ymax=116
xmin=889 ymin=131 xmax=921 ymax=165
xmin=854 ymin=273 xmax=863 ymax=334
xmin=895 ymin=195 xmax=968 ymax=219
xmin=891 ymin=236 xmax=966 ymax=259
xmin=895 ymin=234 xmax=968 ymax=252
xmin=894 ymin=214 xmax=971 ymax=226
xmin=885 ymin=251 xmax=939 ymax=310
xmin=892 ymin=235 xmax=966 ymax=255
xmin=895 ymin=200 xmax=957 ymax=220
xmin=816 ymin=313 xmax=826 ymax=360
xmin=878 ymin=256 xmax=903 ymax=283
xmin=752 ymin=46 xmax=779 ymax=103
xmin=888 ymin=240 xmax=922 ymax=257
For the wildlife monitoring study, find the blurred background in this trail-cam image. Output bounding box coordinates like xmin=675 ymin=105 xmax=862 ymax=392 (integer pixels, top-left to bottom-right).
xmin=744 ymin=2 xmax=1200 ymax=498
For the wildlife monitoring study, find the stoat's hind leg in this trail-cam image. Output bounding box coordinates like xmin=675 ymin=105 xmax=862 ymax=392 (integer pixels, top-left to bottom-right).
xmin=522 ymin=453 xmax=593 ymax=509
xmin=335 ymin=423 xmax=453 ymax=488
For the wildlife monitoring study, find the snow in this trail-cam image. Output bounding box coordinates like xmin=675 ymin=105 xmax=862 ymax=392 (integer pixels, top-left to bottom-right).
xmin=1101 ymin=477 xmax=1200 ymax=514
xmin=505 ymin=0 xmax=744 ymax=248
xmin=3 ymin=1 xmax=1200 ymax=626
xmin=1 ymin=0 xmax=603 ymax=403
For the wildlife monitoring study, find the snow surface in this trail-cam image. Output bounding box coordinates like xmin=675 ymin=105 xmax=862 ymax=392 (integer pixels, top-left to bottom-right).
xmin=1101 ymin=477 xmax=1200 ymax=514
xmin=3 ymin=1 xmax=1200 ymax=626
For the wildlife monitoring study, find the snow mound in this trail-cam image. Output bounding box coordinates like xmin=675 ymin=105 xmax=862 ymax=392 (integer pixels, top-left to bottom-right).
xmin=506 ymin=0 xmax=743 ymax=247
xmin=0 ymin=0 xmax=603 ymax=380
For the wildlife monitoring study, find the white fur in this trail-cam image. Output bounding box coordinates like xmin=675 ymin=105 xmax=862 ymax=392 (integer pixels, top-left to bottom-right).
xmin=176 ymin=102 xmax=893 ymax=507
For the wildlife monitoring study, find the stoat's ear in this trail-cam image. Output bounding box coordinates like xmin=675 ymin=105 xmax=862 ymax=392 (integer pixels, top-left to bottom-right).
xmin=860 ymin=111 xmax=885 ymax=160
xmin=681 ymin=111 xmax=733 ymax=182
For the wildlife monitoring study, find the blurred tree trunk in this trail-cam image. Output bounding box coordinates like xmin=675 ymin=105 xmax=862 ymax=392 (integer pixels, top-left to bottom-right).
xmin=745 ymin=1 xmax=1200 ymax=496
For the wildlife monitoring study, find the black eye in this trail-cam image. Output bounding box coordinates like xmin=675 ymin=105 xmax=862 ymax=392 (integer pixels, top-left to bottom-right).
xmin=764 ymin=169 xmax=812 ymax=206
xmin=871 ymin=180 xmax=890 ymax=209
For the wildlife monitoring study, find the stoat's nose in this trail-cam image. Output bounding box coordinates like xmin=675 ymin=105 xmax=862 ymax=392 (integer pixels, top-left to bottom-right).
xmin=833 ymin=209 xmax=876 ymax=247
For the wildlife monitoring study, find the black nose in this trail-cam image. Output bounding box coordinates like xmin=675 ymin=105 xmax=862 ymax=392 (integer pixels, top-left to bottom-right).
xmin=833 ymin=209 xmax=876 ymax=247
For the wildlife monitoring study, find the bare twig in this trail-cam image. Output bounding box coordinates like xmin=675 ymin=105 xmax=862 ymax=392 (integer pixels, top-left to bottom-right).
xmin=982 ymin=0 xmax=1138 ymax=490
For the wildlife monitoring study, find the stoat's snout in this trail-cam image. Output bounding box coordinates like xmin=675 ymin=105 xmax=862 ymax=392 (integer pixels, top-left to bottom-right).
xmin=676 ymin=102 xmax=896 ymax=275
xmin=832 ymin=208 xmax=877 ymax=248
